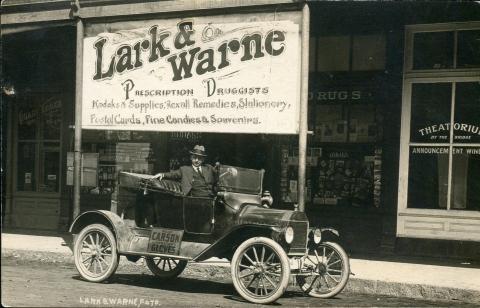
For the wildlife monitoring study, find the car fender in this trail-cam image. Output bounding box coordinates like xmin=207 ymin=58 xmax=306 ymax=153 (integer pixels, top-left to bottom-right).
xmin=321 ymin=227 xmax=340 ymax=237
xmin=69 ymin=210 xmax=134 ymax=252
xmin=193 ymin=224 xmax=280 ymax=262
xmin=307 ymin=227 xmax=341 ymax=246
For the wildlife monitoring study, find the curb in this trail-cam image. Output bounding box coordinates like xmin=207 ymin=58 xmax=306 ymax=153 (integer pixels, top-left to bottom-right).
xmin=345 ymin=278 xmax=480 ymax=305
xmin=3 ymin=248 xmax=479 ymax=304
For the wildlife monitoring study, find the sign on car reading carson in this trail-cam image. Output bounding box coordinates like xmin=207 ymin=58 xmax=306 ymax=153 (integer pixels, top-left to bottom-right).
xmin=82 ymin=12 xmax=302 ymax=134
xmin=148 ymin=228 xmax=184 ymax=255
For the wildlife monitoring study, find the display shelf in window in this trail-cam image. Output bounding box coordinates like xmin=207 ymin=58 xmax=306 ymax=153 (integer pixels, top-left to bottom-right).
xmin=312 ymin=149 xmax=375 ymax=208
xmin=98 ymin=164 xmax=117 ymax=195
xmin=280 ymin=146 xmax=320 ymax=204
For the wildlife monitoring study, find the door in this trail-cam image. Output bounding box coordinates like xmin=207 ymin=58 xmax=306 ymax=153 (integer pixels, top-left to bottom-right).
xmin=183 ymin=196 xmax=214 ymax=234
xmin=12 ymin=94 xmax=63 ymax=230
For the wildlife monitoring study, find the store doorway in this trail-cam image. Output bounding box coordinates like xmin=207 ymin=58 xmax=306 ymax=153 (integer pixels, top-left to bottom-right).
xmin=11 ymin=94 xmax=63 ymax=230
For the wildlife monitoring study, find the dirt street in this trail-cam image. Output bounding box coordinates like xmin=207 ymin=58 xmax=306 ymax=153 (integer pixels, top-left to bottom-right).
xmin=1 ymin=257 xmax=475 ymax=307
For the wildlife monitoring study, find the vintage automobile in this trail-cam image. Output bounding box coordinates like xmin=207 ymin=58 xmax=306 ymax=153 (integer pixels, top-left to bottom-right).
xmin=70 ymin=165 xmax=350 ymax=304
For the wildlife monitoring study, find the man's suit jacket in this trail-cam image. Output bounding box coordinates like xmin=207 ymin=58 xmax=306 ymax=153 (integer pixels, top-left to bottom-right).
xmin=162 ymin=164 xmax=216 ymax=196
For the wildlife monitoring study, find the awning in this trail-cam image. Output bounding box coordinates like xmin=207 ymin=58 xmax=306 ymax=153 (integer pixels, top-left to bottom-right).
xmin=1 ymin=20 xmax=74 ymax=34
xmin=1 ymin=0 xmax=72 ymax=25
xmin=1 ymin=0 xmax=299 ymax=25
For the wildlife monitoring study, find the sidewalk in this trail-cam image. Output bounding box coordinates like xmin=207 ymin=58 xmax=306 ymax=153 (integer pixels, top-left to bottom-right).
xmin=2 ymin=232 xmax=479 ymax=304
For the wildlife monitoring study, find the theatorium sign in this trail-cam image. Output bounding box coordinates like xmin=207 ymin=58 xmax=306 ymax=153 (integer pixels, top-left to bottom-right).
xmin=82 ymin=12 xmax=302 ymax=134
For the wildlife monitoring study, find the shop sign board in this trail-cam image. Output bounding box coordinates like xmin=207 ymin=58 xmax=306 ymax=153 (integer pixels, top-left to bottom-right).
xmin=82 ymin=12 xmax=302 ymax=134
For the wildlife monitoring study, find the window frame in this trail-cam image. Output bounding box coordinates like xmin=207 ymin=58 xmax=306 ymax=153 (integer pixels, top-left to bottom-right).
xmin=397 ymin=22 xmax=480 ymax=241
xmin=314 ymin=33 xmax=386 ymax=73
xmin=404 ymin=21 xmax=480 ymax=78
xmin=399 ymin=78 xmax=480 ymax=214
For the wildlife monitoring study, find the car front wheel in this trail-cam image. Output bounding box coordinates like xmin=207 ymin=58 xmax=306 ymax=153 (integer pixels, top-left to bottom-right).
xmin=231 ymin=237 xmax=290 ymax=304
xmin=74 ymin=223 xmax=119 ymax=282
xmin=296 ymin=241 xmax=350 ymax=298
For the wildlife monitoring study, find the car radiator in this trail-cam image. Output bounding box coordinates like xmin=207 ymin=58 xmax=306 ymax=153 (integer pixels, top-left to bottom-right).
xmin=287 ymin=220 xmax=308 ymax=255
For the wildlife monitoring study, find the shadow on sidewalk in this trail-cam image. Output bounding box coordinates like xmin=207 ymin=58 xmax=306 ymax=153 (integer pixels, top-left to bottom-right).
xmin=350 ymin=252 xmax=480 ymax=269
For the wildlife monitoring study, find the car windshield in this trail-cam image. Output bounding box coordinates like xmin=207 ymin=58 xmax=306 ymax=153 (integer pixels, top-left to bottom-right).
xmin=217 ymin=165 xmax=264 ymax=195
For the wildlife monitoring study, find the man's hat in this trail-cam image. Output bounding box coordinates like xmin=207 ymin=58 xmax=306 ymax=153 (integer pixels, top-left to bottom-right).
xmin=189 ymin=145 xmax=207 ymax=157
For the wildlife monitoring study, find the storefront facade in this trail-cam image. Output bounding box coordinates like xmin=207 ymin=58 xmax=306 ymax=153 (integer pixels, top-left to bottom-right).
xmin=2 ymin=0 xmax=479 ymax=258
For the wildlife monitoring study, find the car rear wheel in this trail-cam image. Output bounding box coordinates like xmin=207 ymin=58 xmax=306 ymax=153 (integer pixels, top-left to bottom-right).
xmin=231 ymin=237 xmax=290 ymax=304
xmin=296 ymin=241 xmax=350 ymax=298
xmin=145 ymin=257 xmax=187 ymax=279
xmin=74 ymin=223 xmax=119 ymax=282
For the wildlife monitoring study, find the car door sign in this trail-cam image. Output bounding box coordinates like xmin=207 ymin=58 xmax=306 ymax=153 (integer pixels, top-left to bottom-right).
xmin=147 ymin=228 xmax=184 ymax=255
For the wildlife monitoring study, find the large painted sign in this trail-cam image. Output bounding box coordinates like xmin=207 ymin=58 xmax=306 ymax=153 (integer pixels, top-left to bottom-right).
xmin=82 ymin=12 xmax=302 ymax=134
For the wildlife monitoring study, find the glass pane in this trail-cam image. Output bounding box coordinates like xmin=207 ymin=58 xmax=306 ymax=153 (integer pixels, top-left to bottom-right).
xmin=17 ymin=101 xmax=37 ymax=140
xmin=39 ymin=143 xmax=60 ymax=192
xmin=457 ymin=30 xmax=480 ymax=69
xmin=451 ymin=147 xmax=480 ymax=211
xmin=317 ymin=36 xmax=350 ymax=72
xmin=348 ymin=104 xmax=377 ymax=143
xmin=413 ymin=31 xmax=454 ymax=69
xmin=407 ymin=146 xmax=449 ymax=209
xmin=454 ymin=82 xmax=480 ymax=143
xmin=410 ymin=83 xmax=452 ymax=143
xmin=352 ymin=34 xmax=386 ymax=71
xmin=314 ymin=104 xmax=344 ymax=143
xmin=218 ymin=165 xmax=263 ymax=194
xmin=17 ymin=142 xmax=36 ymax=191
xmin=41 ymin=97 xmax=61 ymax=140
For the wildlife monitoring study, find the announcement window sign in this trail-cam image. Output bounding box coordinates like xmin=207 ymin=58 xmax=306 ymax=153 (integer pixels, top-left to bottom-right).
xmin=82 ymin=13 xmax=302 ymax=134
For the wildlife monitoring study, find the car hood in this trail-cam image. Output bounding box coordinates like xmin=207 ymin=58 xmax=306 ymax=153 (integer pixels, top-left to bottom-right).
xmin=237 ymin=205 xmax=308 ymax=227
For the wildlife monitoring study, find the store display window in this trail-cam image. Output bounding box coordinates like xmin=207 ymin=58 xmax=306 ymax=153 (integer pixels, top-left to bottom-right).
xmin=406 ymin=82 xmax=480 ymax=211
xmin=398 ymin=22 xmax=480 ymax=240
xmin=300 ymin=80 xmax=384 ymax=209
xmin=313 ymin=149 xmax=376 ymax=207
xmin=280 ymin=144 xmax=382 ymax=208
xmin=79 ymin=130 xmax=165 ymax=196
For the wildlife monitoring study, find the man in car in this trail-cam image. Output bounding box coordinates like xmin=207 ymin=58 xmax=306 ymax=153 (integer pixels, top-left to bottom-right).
xmin=153 ymin=145 xmax=217 ymax=197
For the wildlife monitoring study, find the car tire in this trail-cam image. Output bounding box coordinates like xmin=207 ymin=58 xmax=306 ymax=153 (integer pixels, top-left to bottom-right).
xmin=145 ymin=257 xmax=187 ymax=279
xmin=295 ymin=241 xmax=350 ymax=298
xmin=74 ymin=223 xmax=119 ymax=282
xmin=231 ymin=237 xmax=290 ymax=304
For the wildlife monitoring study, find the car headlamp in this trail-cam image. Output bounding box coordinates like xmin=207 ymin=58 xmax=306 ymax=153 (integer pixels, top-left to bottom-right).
xmin=285 ymin=226 xmax=294 ymax=244
xmin=312 ymin=228 xmax=322 ymax=244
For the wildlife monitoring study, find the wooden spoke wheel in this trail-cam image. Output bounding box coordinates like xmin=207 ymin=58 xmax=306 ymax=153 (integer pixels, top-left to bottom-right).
xmin=145 ymin=257 xmax=187 ymax=279
xmin=74 ymin=224 xmax=119 ymax=282
xmin=231 ymin=237 xmax=290 ymax=304
xmin=296 ymin=241 xmax=350 ymax=298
